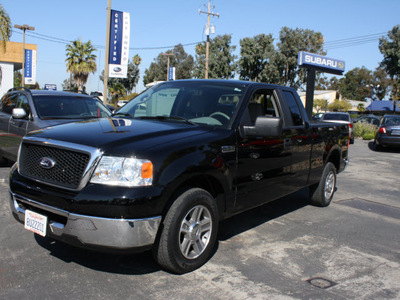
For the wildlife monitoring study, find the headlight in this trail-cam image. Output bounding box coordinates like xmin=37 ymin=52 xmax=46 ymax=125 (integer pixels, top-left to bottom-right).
xmin=90 ymin=156 xmax=153 ymax=187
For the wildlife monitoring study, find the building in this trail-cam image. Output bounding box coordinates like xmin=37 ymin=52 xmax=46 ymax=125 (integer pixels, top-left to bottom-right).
xmin=298 ymin=90 xmax=368 ymax=114
xmin=366 ymin=100 xmax=400 ymax=113
xmin=0 ymin=41 xmax=37 ymax=96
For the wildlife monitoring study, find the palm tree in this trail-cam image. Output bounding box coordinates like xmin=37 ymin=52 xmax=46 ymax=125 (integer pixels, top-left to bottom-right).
xmin=65 ymin=39 xmax=97 ymax=91
xmin=0 ymin=4 xmax=12 ymax=51
xmin=108 ymin=83 xmax=126 ymax=106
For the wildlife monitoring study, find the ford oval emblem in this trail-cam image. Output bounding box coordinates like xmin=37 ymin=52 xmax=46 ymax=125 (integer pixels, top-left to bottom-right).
xmin=39 ymin=157 xmax=56 ymax=169
xmin=113 ymin=67 xmax=122 ymax=72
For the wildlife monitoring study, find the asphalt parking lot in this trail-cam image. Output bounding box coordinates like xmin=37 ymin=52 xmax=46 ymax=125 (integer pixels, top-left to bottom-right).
xmin=0 ymin=139 xmax=399 ymax=299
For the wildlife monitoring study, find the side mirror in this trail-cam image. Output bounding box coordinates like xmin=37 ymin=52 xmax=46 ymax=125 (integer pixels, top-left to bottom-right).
xmin=12 ymin=108 xmax=27 ymax=119
xmin=242 ymin=116 xmax=283 ymax=137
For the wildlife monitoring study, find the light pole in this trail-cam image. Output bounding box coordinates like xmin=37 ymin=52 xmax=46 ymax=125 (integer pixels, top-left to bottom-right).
xmin=199 ymin=1 xmax=219 ymax=79
xmin=162 ymin=53 xmax=174 ymax=81
xmin=103 ymin=0 xmax=112 ymax=104
xmin=14 ymin=24 xmax=35 ymax=87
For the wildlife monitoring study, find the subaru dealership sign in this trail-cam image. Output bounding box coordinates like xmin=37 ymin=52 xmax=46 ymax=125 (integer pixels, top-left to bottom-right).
xmin=108 ymin=10 xmax=130 ymax=78
xmin=298 ymin=51 xmax=345 ymax=75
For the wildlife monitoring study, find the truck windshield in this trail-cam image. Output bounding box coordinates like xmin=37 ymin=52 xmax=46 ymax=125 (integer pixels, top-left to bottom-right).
xmin=116 ymin=81 xmax=246 ymax=128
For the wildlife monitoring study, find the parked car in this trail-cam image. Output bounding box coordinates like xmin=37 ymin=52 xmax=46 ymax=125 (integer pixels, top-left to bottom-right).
xmin=90 ymin=91 xmax=104 ymax=102
xmin=322 ymin=112 xmax=354 ymax=144
xmin=9 ymin=80 xmax=349 ymax=273
xmin=374 ymin=114 xmax=400 ymax=150
xmin=312 ymin=112 xmax=324 ymax=121
xmin=92 ymin=95 xmax=115 ymax=113
xmin=0 ymin=88 xmax=112 ymax=162
xmin=354 ymin=114 xmax=381 ymax=126
xmin=117 ymin=99 xmax=129 ymax=107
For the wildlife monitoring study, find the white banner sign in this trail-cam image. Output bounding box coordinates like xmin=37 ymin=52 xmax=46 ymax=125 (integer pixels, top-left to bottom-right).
xmin=108 ymin=10 xmax=130 ymax=78
xmin=24 ymin=49 xmax=37 ymax=85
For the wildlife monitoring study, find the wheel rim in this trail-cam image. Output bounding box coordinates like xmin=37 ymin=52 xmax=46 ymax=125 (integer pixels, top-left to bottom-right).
xmin=324 ymin=171 xmax=335 ymax=200
xmin=179 ymin=205 xmax=212 ymax=259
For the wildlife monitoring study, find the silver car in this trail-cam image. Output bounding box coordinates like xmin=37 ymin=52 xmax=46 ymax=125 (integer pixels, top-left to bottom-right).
xmin=0 ymin=88 xmax=112 ymax=162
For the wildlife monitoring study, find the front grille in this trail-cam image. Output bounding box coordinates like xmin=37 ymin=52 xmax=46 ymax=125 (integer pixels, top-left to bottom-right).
xmin=19 ymin=143 xmax=91 ymax=190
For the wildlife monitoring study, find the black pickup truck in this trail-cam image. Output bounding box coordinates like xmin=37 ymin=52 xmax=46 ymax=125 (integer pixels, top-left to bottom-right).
xmin=9 ymin=80 xmax=349 ymax=273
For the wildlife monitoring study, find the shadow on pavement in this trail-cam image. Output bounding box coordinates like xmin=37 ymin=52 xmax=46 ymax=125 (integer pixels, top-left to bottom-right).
xmin=218 ymin=188 xmax=310 ymax=241
xmin=34 ymin=235 xmax=161 ymax=275
xmin=368 ymin=141 xmax=400 ymax=153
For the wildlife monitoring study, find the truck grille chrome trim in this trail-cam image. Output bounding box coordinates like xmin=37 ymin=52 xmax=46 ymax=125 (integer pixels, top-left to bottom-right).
xmin=18 ymin=136 xmax=103 ymax=191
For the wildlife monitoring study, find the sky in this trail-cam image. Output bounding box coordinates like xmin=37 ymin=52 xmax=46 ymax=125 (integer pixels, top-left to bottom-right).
xmin=4 ymin=0 xmax=400 ymax=94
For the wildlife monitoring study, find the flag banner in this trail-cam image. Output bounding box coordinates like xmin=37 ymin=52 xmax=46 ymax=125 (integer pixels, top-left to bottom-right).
xmin=108 ymin=10 xmax=130 ymax=78
xmin=24 ymin=49 xmax=36 ymax=85
xmin=168 ymin=66 xmax=176 ymax=81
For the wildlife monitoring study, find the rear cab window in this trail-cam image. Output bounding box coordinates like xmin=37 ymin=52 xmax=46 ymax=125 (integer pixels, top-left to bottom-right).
xmin=282 ymin=90 xmax=304 ymax=127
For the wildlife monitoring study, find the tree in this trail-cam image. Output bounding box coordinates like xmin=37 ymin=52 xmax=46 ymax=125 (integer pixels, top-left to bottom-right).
xmin=65 ymin=39 xmax=97 ymax=91
xmin=0 ymin=4 xmax=11 ymax=51
xmin=194 ymin=34 xmax=237 ymax=79
xmin=101 ymin=55 xmax=141 ymax=95
xmin=14 ymin=70 xmax=21 ymax=87
xmin=379 ymin=25 xmax=400 ymax=103
xmin=372 ymin=67 xmax=392 ymax=100
xmin=108 ymin=83 xmax=125 ymax=106
xmin=313 ymin=99 xmax=328 ymax=113
xmin=328 ymin=99 xmax=352 ymax=112
xmin=338 ymin=67 xmax=372 ymax=101
xmin=143 ymin=44 xmax=194 ymax=85
xmin=268 ymin=27 xmax=325 ymax=89
xmin=62 ymin=77 xmax=77 ymax=91
xmin=327 ymin=76 xmax=341 ymax=91
xmin=357 ymin=103 xmax=366 ymax=112
xmin=238 ymin=34 xmax=275 ymax=82
xmin=315 ymin=74 xmax=330 ymax=90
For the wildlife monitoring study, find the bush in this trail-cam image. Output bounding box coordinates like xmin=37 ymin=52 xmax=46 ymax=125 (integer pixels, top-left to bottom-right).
xmin=354 ymin=122 xmax=377 ymax=140
xmin=362 ymin=132 xmax=375 ymax=140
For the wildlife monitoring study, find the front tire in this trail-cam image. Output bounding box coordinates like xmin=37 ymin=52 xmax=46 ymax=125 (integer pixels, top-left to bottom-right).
xmin=310 ymin=162 xmax=337 ymax=207
xmin=154 ymin=188 xmax=219 ymax=274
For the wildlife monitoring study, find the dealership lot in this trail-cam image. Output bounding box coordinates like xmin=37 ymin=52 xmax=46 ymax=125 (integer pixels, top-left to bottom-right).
xmin=0 ymin=139 xmax=399 ymax=299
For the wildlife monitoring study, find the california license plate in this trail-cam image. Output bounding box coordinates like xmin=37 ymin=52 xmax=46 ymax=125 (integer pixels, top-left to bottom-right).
xmin=24 ymin=210 xmax=48 ymax=237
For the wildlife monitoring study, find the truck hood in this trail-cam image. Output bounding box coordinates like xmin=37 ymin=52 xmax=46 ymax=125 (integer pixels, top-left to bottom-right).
xmin=26 ymin=117 xmax=215 ymax=155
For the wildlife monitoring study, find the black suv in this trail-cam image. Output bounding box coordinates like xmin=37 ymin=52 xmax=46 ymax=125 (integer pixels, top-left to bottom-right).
xmin=0 ymin=88 xmax=112 ymax=162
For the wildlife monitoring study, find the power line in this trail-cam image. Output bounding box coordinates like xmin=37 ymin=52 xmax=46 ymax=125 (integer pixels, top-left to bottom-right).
xmin=324 ymin=32 xmax=387 ymax=50
xmin=324 ymin=32 xmax=386 ymax=45
xmin=12 ymin=28 xmax=389 ymax=52
xmin=12 ymin=29 xmax=201 ymax=50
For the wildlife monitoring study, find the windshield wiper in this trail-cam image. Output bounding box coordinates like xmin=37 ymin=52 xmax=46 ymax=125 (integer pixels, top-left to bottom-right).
xmin=139 ymin=115 xmax=196 ymax=125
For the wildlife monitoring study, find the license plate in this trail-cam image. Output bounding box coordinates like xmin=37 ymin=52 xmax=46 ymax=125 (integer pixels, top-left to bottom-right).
xmin=24 ymin=210 xmax=48 ymax=237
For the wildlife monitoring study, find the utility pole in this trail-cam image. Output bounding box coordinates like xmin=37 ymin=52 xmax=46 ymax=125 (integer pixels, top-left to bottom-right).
xmin=103 ymin=0 xmax=112 ymax=104
xmin=199 ymin=1 xmax=219 ymax=79
xmin=14 ymin=24 xmax=35 ymax=87
xmin=162 ymin=53 xmax=174 ymax=81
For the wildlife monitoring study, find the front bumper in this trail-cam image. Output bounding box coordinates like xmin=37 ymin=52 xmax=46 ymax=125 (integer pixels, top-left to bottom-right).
xmin=10 ymin=191 xmax=162 ymax=251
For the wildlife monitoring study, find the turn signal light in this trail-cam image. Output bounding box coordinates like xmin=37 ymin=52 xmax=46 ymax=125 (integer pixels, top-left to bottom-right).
xmin=379 ymin=127 xmax=387 ymax=134
xmin=141 ymin=162 xmax=153 ymax=179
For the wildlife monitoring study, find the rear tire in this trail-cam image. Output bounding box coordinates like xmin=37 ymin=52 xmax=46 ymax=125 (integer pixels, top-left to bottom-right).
xmin=310 ymin=162 xmax=336 ymax=207
xmin=154 ymin=188 xmax=218 ymax=274
xmin=373 ymin=139 xmax=382 ymax=151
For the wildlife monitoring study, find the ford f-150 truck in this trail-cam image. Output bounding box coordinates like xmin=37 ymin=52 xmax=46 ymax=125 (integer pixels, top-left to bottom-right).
xmin=9 ymin=80 xmax=349 ymax=273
